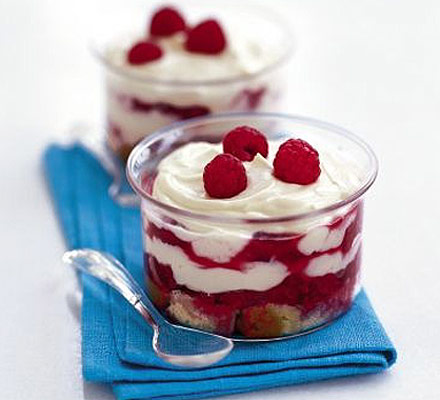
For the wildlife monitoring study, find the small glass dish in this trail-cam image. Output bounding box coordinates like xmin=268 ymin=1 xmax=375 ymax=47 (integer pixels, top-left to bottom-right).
xmin=91 ymin=2 xmax=294 ymax=161
xmin=127 ymin=112 xmax=378 ymax=340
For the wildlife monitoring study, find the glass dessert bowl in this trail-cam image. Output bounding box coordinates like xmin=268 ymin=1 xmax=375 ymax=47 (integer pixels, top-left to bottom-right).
xmin=127 ymin=113 xmax=378 ymax=339
xmin=92 ymin=3 xmax=293 ymax=160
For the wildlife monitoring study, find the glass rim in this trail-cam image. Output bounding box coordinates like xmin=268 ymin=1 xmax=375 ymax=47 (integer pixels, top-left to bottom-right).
xmin=126 ymin=112 xmax=379 ymax=225
xmin=90 ymin=4 xmax=295 ymax=87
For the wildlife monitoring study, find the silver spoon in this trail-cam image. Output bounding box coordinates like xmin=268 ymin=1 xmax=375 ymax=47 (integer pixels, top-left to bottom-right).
xmin=63 ymin=249 xmax=233 ymax=368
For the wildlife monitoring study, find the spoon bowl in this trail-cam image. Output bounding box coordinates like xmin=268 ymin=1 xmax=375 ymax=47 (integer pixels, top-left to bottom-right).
xmin=63 ymin=249 xmax=233 ymax=368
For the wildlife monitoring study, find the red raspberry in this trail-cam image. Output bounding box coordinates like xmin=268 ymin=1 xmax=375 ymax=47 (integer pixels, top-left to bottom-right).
xmin=185 ymin=19 xmax=227 ymax=55
xmin=127 ymin=41 xmax=163 ymax=65
xmin=150 ymin=6 xmax=186 ymax=37
xmin=273 ymin=139 xmax=321 ymax=184
xmin=203 ymin=154 xmax=247 ymax=198
xmin=223 ymin=126 xmax=268 ymax=162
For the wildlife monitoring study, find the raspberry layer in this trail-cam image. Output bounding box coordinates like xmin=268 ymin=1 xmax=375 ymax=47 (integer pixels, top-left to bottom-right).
xmin=106 ymin=86 xmax=270 ymax=160
xmin=142 ymin=202 xmax=363 ymax=338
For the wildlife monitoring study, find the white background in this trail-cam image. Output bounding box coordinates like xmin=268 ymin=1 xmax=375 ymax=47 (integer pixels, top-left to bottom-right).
xmin=1 ymin=0 xmax=439 ymax=399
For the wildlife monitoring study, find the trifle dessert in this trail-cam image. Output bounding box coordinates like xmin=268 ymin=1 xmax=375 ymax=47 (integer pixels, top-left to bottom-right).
xmin=94 ymin=4 xmax=293 ymax=159
xmin=127 ymin=114 xmax=378 ymax=339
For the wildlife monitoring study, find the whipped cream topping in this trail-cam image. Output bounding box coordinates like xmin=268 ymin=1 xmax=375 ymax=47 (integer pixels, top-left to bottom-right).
xmin=152 ymin=141 xmax=363 ymax=220
xmin=105 ymin=28 xmax=281 ymax=82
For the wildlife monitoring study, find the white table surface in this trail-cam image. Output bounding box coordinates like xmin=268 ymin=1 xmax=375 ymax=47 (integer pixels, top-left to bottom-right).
xmin=1 ymin=0 xmax=439 ymax=398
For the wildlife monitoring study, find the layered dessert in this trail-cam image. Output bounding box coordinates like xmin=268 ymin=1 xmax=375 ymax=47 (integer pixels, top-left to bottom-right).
xmin=99 ymin=5 xmax=291 ymax=159
xmin=138 ymin=125 xmax=366 ymax=338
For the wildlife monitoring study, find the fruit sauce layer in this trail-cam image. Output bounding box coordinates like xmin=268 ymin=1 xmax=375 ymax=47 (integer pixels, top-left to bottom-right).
xmin=143 ymin=202 xmax=362 ymax=337
xmin=107 ymin=85 xmax=270 ymax=158
xmin=112 ymin=87 xmax=267 ymax=119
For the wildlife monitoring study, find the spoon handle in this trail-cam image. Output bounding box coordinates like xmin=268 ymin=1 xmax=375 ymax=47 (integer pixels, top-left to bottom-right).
xmin=63 ymin=249 xmax=162 ymax=329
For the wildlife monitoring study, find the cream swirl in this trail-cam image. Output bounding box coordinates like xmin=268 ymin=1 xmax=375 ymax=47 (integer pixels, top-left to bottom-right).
xmin=105 ymin=29 xmax=281 ymax=82
xmin=152 ymin=141 xmax=363 ymax=219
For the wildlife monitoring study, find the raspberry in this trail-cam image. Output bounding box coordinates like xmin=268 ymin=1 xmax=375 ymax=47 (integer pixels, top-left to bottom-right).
xmin=223 ymin=126 xmax=268 ymax=161
xmin=203 ymin=154 xmax=247 ymax=198
xmin=150 ymin=6 xmax=186 ymax=37
xmin=127 ymin=41 xmax=163 ymax=65
xmin=185 ymin=19 xmax=227 ymax=55
xmin=273 ymin=139 xmax=321 ymax=184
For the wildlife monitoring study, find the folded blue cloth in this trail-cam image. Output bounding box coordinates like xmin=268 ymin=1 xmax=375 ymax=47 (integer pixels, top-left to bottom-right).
xmin=43 ymin=144 xmax=396 ymax=400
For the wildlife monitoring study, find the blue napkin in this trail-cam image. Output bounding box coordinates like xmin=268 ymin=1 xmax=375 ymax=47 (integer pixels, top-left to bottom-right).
xmin=43 ymin=144 xmax=396 ymax=400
